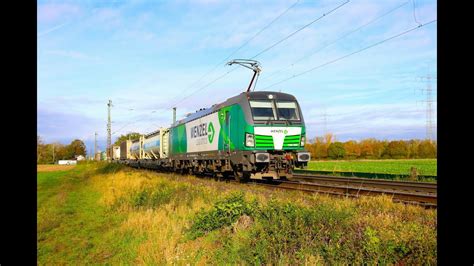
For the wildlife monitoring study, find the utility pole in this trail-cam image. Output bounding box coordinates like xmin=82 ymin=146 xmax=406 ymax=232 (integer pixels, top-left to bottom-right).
xmin=418 ymin=72 xmax=437 ymax=142
xmin=94 ymin=132 xmax=98 ymax=160
xmin=107 ymin=99 xmax=113 ymax=158
xmin=172 ymin=107 xmax=176 ymax=125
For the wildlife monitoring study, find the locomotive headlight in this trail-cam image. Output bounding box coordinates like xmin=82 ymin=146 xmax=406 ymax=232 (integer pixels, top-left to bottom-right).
xmin=245 ymin=133 xmax=255 ymax=147
xmin=300 ymin=135 xmax=306 ymax=146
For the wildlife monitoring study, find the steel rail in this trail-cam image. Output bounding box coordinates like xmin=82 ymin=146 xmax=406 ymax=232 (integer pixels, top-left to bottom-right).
xmin=251 ymin=180 xmax=437 ymax=208
xmin=291 ymin=174 xmax=437 ymax=194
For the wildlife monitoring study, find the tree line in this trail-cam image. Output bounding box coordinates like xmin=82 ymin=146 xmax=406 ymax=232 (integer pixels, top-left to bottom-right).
xmin=113 ymin=132 xmax=141 ymax=146
xmin=304 ymin=133 xmax=437 ymax=160
xmin=111 ymin=132 xmax=436 ymax=160
xmin=37 ymin=136 xmax=87 ymax=164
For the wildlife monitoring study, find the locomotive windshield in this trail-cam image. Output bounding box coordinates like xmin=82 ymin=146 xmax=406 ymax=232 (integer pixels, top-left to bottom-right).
xmin=249 ymin=99 xmax=301 ymax=121
xmin=249 ymin=100 xmax=277 ymax=120
xmin=276 ymin=101 xmax=300 ymax=120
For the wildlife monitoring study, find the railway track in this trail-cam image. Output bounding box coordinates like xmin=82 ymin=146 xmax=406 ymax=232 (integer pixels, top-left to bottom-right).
xmin=219 ymin=173 xmax=436 ymax=208
xmin=291 ymin=174 xmax=437 ymax=194
xmin=253 ymin=178 xmax=437 ymax=208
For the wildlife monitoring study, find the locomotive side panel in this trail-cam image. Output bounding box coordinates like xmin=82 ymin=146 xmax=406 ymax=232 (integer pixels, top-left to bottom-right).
xmin=217 ymin=104 xmax=250 ymax=152
xmin=170 ymin=124 xmax=187 ymax=155
xmin=186 ymin=112 xmax=221 ymax=153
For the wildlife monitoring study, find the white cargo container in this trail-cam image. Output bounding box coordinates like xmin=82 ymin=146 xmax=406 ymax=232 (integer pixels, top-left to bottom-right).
xmin=143 ymin=131 xmax=160 ymax=159
xmin=112 ymin=146 xmax=120 ymax=160
xmin=130 ymin=139 xmax=141 ymax=159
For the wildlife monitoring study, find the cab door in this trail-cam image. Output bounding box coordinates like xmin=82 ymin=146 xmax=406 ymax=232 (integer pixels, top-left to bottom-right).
xmin=223 ymin=110 xmax=232 ymax=152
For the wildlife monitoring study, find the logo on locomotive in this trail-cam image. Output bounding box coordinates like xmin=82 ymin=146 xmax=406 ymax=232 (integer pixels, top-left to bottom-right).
xmin=186 ymin=113 xmax=220 ymax=152
xmin=208 ymin=122 xmax=215 ymax=143
xmin=190 ymin=123 xmax=208 ymax=138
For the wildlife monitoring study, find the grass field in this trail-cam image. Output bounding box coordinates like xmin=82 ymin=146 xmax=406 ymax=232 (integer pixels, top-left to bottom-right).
xmin=37 ymin=162 xmax=436 ymax=264
xmin=307 ymin=159 xmax=437 ymax=176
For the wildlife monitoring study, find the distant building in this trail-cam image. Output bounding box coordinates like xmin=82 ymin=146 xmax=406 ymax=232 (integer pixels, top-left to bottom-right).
xmin=58 ymin=160 xmax=77 ymax=165
xmin=75 ymin=155 xmax=85 ymax=161
xmin=95 ymin=151 xmax=101 ymax=161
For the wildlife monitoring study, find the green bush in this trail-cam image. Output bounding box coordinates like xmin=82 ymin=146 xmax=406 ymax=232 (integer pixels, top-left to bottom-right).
xmin=328 ymin=142 xmax=346 ymax=159
xmin=211 ymin=198 xmax=436 ymax=265
xmin=418 ymin=140 xmax=436 ymax=158
xmin=129 ymin=186 xmax=174 ymax=208
xmin=123 ymin=182 xmax=198 ymax=210
xmin=385 ymin=140 xmax=409 ymax=159
xmin=95 ymin=162 xmax=126 ymax=174
xmin=187 ymin=193 xmax=258 ymax=239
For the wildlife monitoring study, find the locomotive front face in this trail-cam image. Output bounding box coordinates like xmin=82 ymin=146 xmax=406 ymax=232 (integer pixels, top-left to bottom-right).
xmin=244 ymin=91 xmax=306 ymax=151
xmin=237 ymin=91 xmax=311 ymax=178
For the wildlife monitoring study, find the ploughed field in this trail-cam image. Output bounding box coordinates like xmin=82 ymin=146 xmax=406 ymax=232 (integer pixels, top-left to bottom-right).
xmin=37 ymin=164 xmax=76 ymax=172
xmin=37 ymin=162 xmax=436 ymax=265
xmin=307 ymin=159 xmax=437 ymax=176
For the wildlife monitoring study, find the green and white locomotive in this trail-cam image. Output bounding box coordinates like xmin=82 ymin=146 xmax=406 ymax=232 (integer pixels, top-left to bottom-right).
xmin=119 ymin=60 xmax=310 ymax=181
xmin=121 ymin=90 xmax=310 ymax=181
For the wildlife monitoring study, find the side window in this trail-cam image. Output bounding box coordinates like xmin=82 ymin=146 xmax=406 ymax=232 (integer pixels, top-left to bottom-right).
xmin=225 ymin=111 xmax=230 ymax=125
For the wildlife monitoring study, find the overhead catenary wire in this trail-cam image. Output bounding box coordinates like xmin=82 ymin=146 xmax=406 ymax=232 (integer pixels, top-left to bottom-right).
xmin=112 ymin=113 xmax=159 ymax=135
xmin=168 ymin=0 xmax=350 ymax=108
xmin=260 ymin=1 xmax=409 ymax=83
xmin=262 ymin=19 xmax=437 ymax=90
xmin=412 ymin=0 xmax=421 ymax=26
xmin=174 ymin=0 xmax=301 ymax=99
xmin=250 ymin=0 xmax=350 ymax=60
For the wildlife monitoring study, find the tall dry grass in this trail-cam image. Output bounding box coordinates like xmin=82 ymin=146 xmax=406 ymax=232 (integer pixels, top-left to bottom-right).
xmin=38 ymin=162 xmax=436 ymax=264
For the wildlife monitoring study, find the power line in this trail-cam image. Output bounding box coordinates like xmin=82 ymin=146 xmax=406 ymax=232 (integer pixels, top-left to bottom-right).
xmin=167 ymin=0 xmax=301 ymax=107
xmin=412 ymin=0 xmax=421 ymax=26
xmin=263 ymin=19 xmax=437 ymax=90
xmin=168 ymin=66 xmax=240 ymax=108
xmin=260 ymin=1 xmax=409 ymax=83
xmin=112 ymin=119 xmax=143 ymax=135
xmin=250 ymin=0 xmax=350 ymax=60
xmin=111 ymin=110 xmax=168 ymax=136
xmin=168 ymin=0 xmax=350 ymax=108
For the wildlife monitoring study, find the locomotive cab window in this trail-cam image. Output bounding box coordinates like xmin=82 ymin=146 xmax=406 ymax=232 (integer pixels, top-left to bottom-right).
xmin=249 ymin=100 xmax=277 ymax=120
xmin=276 ymin=101 xmax=300 ymax=121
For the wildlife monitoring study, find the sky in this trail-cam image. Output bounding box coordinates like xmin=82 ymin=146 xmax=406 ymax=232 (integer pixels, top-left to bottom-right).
xmin=37 ymin=0 xmax=437 ymax=153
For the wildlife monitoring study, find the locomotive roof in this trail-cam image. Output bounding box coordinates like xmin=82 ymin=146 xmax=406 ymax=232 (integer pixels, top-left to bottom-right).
xmin=173 ymin=91 xmax=298 ymax=126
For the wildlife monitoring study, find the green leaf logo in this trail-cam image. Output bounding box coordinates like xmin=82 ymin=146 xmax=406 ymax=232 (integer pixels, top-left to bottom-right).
xmin=208 ymin=122 xmax=215 ymax=143
xmin=284 ymin=129 xmax=288 ymax=134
